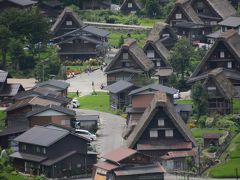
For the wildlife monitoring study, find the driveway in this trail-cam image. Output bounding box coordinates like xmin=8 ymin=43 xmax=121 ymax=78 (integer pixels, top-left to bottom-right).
xmin=74 ymin=109 xmax=126 ymax=156
xmin=66 ymin=69 xmax=107 ymax=96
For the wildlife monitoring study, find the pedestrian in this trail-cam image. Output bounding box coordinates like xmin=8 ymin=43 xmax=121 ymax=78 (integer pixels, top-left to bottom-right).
xmin=92 ymin=81 xmax=94 ymax=87
xmin=76 ymin=90 xmax=79 ymax=97
xmin=87 ymin=69 xmax=90 ymax=76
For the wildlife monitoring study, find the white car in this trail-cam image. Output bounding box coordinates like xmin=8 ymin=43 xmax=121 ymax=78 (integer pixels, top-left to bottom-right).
xmin=70 ymin=99 xmax=80 ymax=108
xmin=174 ymin=90 xmax=181 ymax=99
xmin=75 ymin=129 xmax=96 ymax=141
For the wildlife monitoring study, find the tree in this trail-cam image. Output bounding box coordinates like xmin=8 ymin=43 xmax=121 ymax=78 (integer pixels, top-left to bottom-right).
xmin=118 ymin=35 xmax=124 ymax=48
xmin=0 ymin=25 xmax=11 ymax=69
xmin=191 ymin=82 xmax=208 ymax=119
xmin=169 ymin=37 xmax=195 ymax=80
xmin=145 ymin=0 xmax=160 ymax=17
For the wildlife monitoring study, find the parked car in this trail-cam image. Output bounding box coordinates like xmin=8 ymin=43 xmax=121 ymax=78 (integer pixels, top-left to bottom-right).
xmin=70 ymin=99 xmax=80 ymax=108
xmin=75 ymin=129 xmax=96 ymax=141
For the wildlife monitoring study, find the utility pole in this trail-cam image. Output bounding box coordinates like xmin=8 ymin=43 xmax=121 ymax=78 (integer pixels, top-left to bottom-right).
xmin=236 ymin=168 xmax=239 ymax=180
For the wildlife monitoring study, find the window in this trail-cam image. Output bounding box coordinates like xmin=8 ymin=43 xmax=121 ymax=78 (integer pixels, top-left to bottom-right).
xmin=22 ymin=144 xmax=27 ymax=151
xmin=162 ymin=33 xmax=170 ymax=38
xmin=43 ymin=148 xmax=46 ymax=154
xmin=227 ymin=62 xmax=232 ymax=68
xmin=165 ymin=129 xmax=173 ymax=137
xmin=66 ymin=21 xmax=72 ymax=26
xmin=147 ymin=50 xmax=155 ymax=58
xmin=220 ymin=51 xmax=225 ymax=58
xmin=36 ymin=146 xmax=40 ymax=153
xmin=156 ymin=61 xmax=161 ymax=67
xmin=128 ymin=3 xmax=133 ymax=8
xmin=158 ymin=119 xmax=164 ymax=126
xmin=149 ymin=130 xmax=158 ymax=138
xmin=175 ymin=13 xmax=182 ymax=19
xmin=61 ymin=120 xmax=70 ymax=126
xmin=210 ymin=21 xmax=217 ymax=25
xmin=123 ymin=53 xmax=128 ymax=60
xmin=197 ymin=2 xmax=203 ymax=8
xmin=202 ymin=30 xmax=205 ymax=35
xmin=208 ymin=86 xmax=216 ymax=90
xmin=125 ymin=62 xmax=130 ymax=67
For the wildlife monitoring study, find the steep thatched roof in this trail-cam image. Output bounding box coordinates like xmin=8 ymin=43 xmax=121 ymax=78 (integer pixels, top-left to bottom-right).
xmin=203 ymin=68 xmax=237 ymax=100
xmin=105 ymin=39 xmax=154 ymax=72
xmin=51 ymin=7 xmax=85 ymax=35
xmin=126 ymin=92 xmax=196 ymax=148
xmin=189 ymin=29 xmax=240 ymax=81
xmin=147 ymin=22 xmax=168 ymax=42
xmin=205 ymin=0 xmax=236 ymax=19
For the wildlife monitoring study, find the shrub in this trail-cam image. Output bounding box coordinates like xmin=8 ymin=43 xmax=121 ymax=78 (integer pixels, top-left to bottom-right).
xmin=208 ymin=146 xmax=218 ymax=153
xmin=198 ymin=115 xmax=207 ymax=128
xmin=205 ymin=117 xmax=214 ymax=128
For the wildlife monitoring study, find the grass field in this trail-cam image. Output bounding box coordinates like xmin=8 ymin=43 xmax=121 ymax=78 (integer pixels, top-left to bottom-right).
xmin=233 ymin=98 xmax=240 ymax=113
xmin=139 ymin=18 xmax=164 ymax=26
xmin=191 ymin=128 xmax=225 ymax=138
xmin=209 ymin=133 xmax=240 ymax=178
xmin=176 ymin=99 xmax=193 ymax=105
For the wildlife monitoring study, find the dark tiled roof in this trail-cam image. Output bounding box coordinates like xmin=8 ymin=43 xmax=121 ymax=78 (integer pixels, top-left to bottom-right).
xmin=206 ymin=30 xmax=221 ymax=39
xmin=26 ymin=104 xmax=76 ymax=117
xmin=51 ymin=7 xmax=85 ymax=34
xmin=114 ymin=163 xmax=165 ymax=176
xmin=0 ymin=125 xmax=29 ymax=137
xmin=102 ymin=147 xmax=137 ymax=162
xmin=129 ymin=84 xmax=177 ymax=96
xmin=8 ymin=0 xmax=37 ymax=6
xmin=104 ymin=80 xmax=134 ymax=94
xmin=82 ymin=26 xmax=109 ymax=37
xmin=126 ymin=92 xmax=196 ymax=148
xmin=219 ymin=16 xmax=240 ymax=27
xmin=41 ymin=150 xmax=77 ymax=166
xmin=35 ymin=79 xmax=70 ymax=90
xmin=161 ymin=150 xmax=196 ymax=160
xmin=105 ymin=39 xmax=154 ymax=73
xmin=203 ymin=132 xmax=221 ymax=139
xmin=10 ymin=152 xmax=46 ymax=162
xmin=14 ymin=126 xmax=70 ymax=147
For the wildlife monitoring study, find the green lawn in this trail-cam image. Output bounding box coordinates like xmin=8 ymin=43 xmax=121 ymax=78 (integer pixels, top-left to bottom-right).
xmin=109 ymin=30 xmax=148 ymax=48
xmin=233 ymin=98 xmax=240 ymax=113
xmin=139 ymin=18 xmax=164 ymax=26
xmin=209 ymin=133 xmax=240 ymax=178
xmin=176 ymin=99 xmax=193 ymax=105
xmin=191 ymin=128 xmax=225 ymax=138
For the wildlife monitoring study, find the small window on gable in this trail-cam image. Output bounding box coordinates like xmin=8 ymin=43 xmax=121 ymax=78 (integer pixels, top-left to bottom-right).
xmin=175 ymin=13 xmax=182 ymax=19
xmin=123 ymin=53 xmax=128 ymax=60
xmin=156 ymin=61 xmax=161 ymax=67
xmin=147 ymin=50 xmax=155 ymax=58
xmin=197 ymin=2 xmax=203 ymax=8
xmin=43 ymin=148 xmax=46 ymax=154
xmin=227 ymin=62 xmax=232 ymax=68
xmin=128 ymin=3 xmax=133 ymax=8
xmin=165 ymin=129 xmax=173 ymax=137
xmin=220 ymin=51 xmax=225 ymax=58
xmin=149 ymin=130 xmax=158 ymax=138
xmin=158 ymin=119 xmax=164 ymax=126
xmin=66 ymin=21 xmax=72 ymax=26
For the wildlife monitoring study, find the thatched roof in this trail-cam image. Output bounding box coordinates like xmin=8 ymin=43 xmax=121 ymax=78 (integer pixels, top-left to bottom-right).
xmin=147 ymin=22 xmax=170 ymax=42
xmin=203 ymin=68 xmax=237 ymax=100
xmin=126 ymin=92 xmax=196 ymax=148
xmin=120 ymin=0 xmax=143 ymax=11
xmin=51 ymin=7 xmax=85 ymax=35
xmin=189 ymin=29 xmax=240 ymax=81
xmin=105 ymin=39 xmax=154 ymax=72
xmin=205 ymin=0 xmax=236 ymax=19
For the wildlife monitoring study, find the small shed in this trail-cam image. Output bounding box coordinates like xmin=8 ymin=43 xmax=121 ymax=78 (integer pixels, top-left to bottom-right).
xmin=75 ymin=114 xmax=99 ymax=132
xmin=203 ymin=132 xmax=221 ymax=148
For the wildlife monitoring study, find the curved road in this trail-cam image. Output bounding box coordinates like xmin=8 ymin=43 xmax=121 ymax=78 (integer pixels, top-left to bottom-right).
xmin=75 ymin=109 xmax=126 ymax=156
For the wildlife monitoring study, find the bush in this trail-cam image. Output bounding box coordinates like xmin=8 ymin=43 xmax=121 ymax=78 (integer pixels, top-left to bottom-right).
xmin=208 ymin=146 xmax=218 ymax=153
xmin=198 ymin=115 xmax=207 ymax=128
xmin=205 ymin=117 xmax=214 ymax=128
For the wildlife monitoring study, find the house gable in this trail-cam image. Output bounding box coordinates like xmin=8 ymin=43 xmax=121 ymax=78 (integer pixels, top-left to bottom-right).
xmin=120 ymin=0 xmax=141 ymax=14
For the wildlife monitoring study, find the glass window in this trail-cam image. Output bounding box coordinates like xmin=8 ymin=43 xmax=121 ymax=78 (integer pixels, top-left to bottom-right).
xmin=22 ymin=144 xmax=27 ymax=151
xmin=36 ymin=146 xmax=40 ymax=153
xmin=61 ymin=120 xmax=70 ymax=126
xmin=43 ymin=148 xmax=46 ymax=154
xmin=147 ymin=50 xmax=155 ymax=58
xmin=156 ymin=61 xmax=161 ymax=67
xmin=150 ymin=130 xmax=158 ymax=138
xmin=165 ymin=129 xmax=173 ymax=137
xmin=66 ymin=21 xmax=72 ymax=26
xmin=128 ymin=3 xmax=133 ymax=8
xmin=175 ymin=13 xmax=182 ymax=19
xmin=158 ymin=119 xmax=164 ymax=126
xmin=220 ymin=51 xmax=225 ymax=58
xmin=227 ymin=62 xmax=232 ymax=68
xmin=123 ymin=53 xmax=128 ymax=60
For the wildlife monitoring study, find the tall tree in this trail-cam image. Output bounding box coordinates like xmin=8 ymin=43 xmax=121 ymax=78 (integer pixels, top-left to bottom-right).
xmin=145 ymin=0 xmax=160 ymax=17
xmin=191 ymin=82 xmax=208 ymax=119
xmin=0 ymin=25 xmax=11 ymax=69
xmin=169 ymin=37 xmax=195 ymax=80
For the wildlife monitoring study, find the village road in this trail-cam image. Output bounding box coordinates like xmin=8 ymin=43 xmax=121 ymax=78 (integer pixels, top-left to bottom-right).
xmin=75 ymin=109 xmax=126 ymax=156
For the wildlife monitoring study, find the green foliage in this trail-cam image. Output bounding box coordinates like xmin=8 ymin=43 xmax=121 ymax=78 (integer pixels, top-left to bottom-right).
xmin=145 ymin=0 xmax=160 ymax=17
xmin=191 ymin=82 xmax=208 ymax=119
xmin=191 ymin=128 xmax=225 ymax=138
xmin=208 ymin=146 xmax=218 ymax=153
xmin=0 ymin=111 xmax=6 ymax=129
xmin=169 ymin=37 xmax=196 ymax=80
xmin=198 ymin=115 xmax=207 ymax=128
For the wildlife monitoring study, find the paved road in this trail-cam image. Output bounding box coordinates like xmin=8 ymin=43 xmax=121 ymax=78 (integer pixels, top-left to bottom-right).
xmin=66 ymin=69 xmax=107 ymax=96
xmin=75 ymin=109 xmax=126 ymax=156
